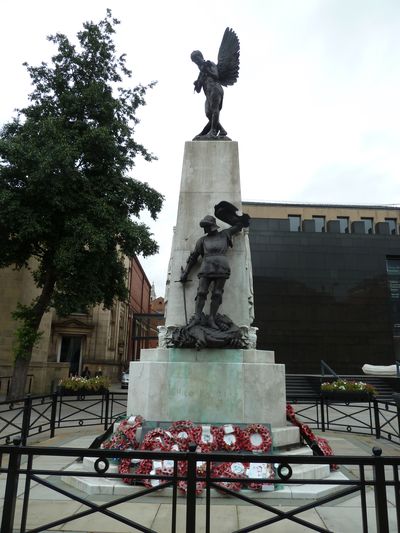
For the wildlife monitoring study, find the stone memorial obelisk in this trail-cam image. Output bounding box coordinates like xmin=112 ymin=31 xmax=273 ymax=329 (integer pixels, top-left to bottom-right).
xmin=127 ymin=28 xmax=288 ymax=431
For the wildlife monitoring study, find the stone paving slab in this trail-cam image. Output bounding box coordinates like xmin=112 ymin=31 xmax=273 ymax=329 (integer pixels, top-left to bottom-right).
xmin=316 ymin=505 xmax=399 ymax=533
xmin=237 ymin=505 xmax=326 ymax=532
xmin=61 ymin=501 xmax=160 ymax=532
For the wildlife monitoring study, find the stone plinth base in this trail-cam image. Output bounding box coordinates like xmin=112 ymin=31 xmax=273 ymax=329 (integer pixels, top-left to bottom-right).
xmin=127 ymin=348 xmax=286 ymax=428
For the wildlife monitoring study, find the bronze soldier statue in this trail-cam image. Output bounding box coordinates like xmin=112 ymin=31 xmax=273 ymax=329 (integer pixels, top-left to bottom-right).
xmin=180 ymin=202 xmax=249 ymax=330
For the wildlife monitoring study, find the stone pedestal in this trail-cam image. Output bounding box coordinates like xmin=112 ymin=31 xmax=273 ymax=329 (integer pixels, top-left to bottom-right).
xmin=127 ymin=348 xmax=286 ymax=428
xmin=127 ymin=140 xmax=288 ymax=432
xmin=163 ymin=141 xmax=254 ymax=332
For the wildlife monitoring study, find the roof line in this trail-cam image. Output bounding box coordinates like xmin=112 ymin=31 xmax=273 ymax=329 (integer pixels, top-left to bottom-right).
xmin=242 ymin=200 xmax=400 ymax=210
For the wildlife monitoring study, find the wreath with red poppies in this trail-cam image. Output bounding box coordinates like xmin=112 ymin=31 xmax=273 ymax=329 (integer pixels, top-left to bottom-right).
xmin=211 ymin=462 xmax=248 ymax=492
xmin=316 ymin=436 xmax=338 ymax=470
xmin=214 ymin=424 xmax=243 ymax=451
xmin=168 ymin=420 xmax=196 ymax=451
xmin=241 ymin=424 xmax=272 ymax=453
xmin=286 ymin=403 xmax=337 ymax=468
xmin=118 ymin=416 xmax=143 ymax=448
xmin=177 ymin=459 xmax=207 ymax=496
xmin=101 ymin=416 xmax=143 ymax=451
xmin=119 ymin=456 xmax=144 ymax=485
xmin=298 ymin=423 xmax=317 ymax=445
xmin=192 ymin=424 xmax=220 ymax=452
xmin=286 ymin=404 xmax=299 ymax=426
xmin=140 ymin=428 xmax=175 ymax=451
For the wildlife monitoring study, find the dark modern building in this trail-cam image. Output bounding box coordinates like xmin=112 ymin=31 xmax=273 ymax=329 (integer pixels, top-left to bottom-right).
xmin=243 ymin=202 xmax=400 ymax=374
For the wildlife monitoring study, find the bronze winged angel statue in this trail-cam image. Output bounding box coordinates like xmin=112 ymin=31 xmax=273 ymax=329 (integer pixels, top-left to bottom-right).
xmin=191 ymin=27 xmax=240 ymax=140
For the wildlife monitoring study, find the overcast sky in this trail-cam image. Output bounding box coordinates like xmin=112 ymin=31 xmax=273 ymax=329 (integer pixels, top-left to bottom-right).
xmin=2 ymin=1 xmax=400 ymax=296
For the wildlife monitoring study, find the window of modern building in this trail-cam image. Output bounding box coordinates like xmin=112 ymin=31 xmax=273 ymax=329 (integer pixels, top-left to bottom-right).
xmin=385 ymin=218 xmax=397 ymax=235
xmin=361 ymin=217 xmax=374 ymax=234
xmin=288 ymin=214 xmax=301 ymax=232
xmin=337 ymin=216 xmax=350 ymax=234
xmin=312 ymin=215 xmax=325 ymax=232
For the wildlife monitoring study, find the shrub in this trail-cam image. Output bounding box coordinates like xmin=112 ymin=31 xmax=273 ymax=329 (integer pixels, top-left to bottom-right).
xmin=58 ymin=375 xmax=110 ymax=392
xmin=321 ymin=379 xmax=376 ymax=395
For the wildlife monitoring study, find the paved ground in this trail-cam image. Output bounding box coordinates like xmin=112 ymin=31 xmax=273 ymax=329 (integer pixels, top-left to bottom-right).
xmin=0 ymin=427 xmax=399 ymax=532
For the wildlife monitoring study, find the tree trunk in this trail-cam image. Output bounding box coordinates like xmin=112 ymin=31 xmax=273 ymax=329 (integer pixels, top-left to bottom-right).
xmin=7 ymin=269 xmax=56 ymax=401
xmin=8 ymin=358 xmax=30 ymax=400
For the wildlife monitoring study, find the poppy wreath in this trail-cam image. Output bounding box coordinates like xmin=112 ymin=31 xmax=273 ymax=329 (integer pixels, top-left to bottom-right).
xmin=316 ymin=437 xmax=338 ymax=470
xmin=192 ymin=425 xmax=220 ymax=452
xmin=117 ymin=416 xmax=143 ymax=449
xmin=119 ymin=456 xmax=149 ymax=485
xmin=101 ymin=429 xmax=130 ymax=451
xmin=177 ymin=459 xmax=207 ymax=496
xmin=141 ymin=458 xmax=177 ymax=489
xmin=246 ymin=463 xmax=275 ymax=491
xmin=168 ymin=420 xmax=196 ymax=451
xmin=140 ymin=428 xmax=175 ymax=451
xmin=241 ymin=424 xmax=272 ymax=453
xmin=298 ymin=423 xmax=317 ymax=445
xmin=211 ymin=462 xmax=249 ymax=492
xmin=286 ymin=403 xmax=300 ymax=426
xmin=102 ymin=416 xmax=143 ymax=451
xmin=215 ymin=425 xmax=244 ymax=451
xmin=137 ymin=459 xmax=164 ymax=489
xmin=287 ymin=404 xmax=318 ymax=445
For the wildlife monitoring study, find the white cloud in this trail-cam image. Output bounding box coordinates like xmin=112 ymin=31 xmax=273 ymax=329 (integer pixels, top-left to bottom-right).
xmin=1 ymin=0 xmax=400 ymax=295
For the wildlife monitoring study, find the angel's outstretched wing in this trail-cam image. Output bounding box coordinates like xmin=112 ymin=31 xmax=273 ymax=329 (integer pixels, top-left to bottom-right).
xmin=217 ymin=28 xmax=240 ymax=87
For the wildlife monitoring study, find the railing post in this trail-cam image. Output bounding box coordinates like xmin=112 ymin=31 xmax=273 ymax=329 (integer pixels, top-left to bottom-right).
xmin=104 ymin=389 xmax=110 ymax=430
xmin=372 ymin=447 xmax=390 ymax=533
xmin=21 ymin=394 xmax=32 ymax=446
xmin=320 ymin=396 xmax=326 ymax=432
xmin=373 ymin=398 xmax=381 ymax=439
xmin=186 ymin=443 xmax=197 ymax=533
xmin=0 ymin=439 xmax=22 ymax=533
xmin=50 ymin=391 xmax=58 ymax=438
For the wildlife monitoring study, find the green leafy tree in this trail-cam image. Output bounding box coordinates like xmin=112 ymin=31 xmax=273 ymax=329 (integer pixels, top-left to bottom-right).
xmin=0 ymin=10 xmax=163 ymax=399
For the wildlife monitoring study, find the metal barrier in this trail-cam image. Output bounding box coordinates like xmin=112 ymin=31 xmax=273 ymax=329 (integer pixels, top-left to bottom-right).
xmin=0 ymin=374 xmax=33 ymax=396
xmin=288 ymin=396 xmax=400 ymax=444
xmin=0 ymin=441 xmax=398 ymax=532
xmin=1 ymin=391 xmax=399 ymax=447
xmin=0 ymin=391 xmax=128 ymax=445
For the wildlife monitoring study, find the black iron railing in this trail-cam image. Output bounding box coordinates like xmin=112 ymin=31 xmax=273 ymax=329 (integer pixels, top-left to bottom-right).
xmin=0 ymin=391 xmax=400 ymax=447
xmin=0 ymin=440 xmax=398 ymax=532
xmin=0 ymin=391 xmax=127 ymax=445
xmin=0 ymin=374 xmax=33 ymax=396
xmin=289 ymin=397 xmax=400 ymax=445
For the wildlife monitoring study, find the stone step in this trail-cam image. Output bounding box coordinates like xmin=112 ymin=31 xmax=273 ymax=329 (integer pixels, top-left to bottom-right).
xmin=271 ymin=425 xmax=300 ymax=448
xmin=281 ymin=445 xmax=313 ymax=456
xmin=62 ymin=458 xmax=339 ymax=500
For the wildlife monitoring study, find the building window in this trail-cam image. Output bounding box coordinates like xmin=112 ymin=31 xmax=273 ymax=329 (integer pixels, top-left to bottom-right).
xmin=312 ymin=215 xmax=325 ymax=232
xmin=337 ymin=216 xmax=350 ymax=234
xmin=288 ymin=214 xmax=301 ymax=232
xmin=385 ymin=218 xmax=397 ymax=235
xmin=361 ymin=217 xmax=374 ymax=234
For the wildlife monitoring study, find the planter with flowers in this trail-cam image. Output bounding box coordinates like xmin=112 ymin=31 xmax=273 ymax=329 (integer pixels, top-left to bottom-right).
xmin=58 ymin=376 xmax=110 ymax=396
xmin=321 ymin=379 xmax=376 ymax=402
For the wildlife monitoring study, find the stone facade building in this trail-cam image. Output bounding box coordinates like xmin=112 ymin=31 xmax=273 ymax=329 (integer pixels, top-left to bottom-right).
xmin=0 ymin=255 xmax=151 ymax=393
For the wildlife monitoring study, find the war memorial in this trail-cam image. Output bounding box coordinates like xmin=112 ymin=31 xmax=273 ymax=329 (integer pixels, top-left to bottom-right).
xmin=61 ymin=29 xmax=345 ymax=505
xmin=1 ymin=22 xmax=400 ymax=533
